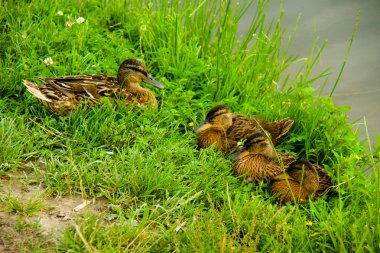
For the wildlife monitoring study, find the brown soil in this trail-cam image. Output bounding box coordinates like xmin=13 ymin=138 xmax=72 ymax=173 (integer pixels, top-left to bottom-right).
xmin=0 ymin=176 xmax=108 ymax=252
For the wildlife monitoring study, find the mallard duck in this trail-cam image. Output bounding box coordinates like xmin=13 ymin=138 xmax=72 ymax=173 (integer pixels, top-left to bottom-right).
xmin=194 ymin=105 xmax=231 ymax=152
xmin=194 ymin=105 xmax=294 ymax=154
xmin=23 ymin=59 xmax=164 ymax=115
xmin=231 ymin=132 xmax=296 ymax=183
xmin=271 ymin=160 xmax=329 ymax=204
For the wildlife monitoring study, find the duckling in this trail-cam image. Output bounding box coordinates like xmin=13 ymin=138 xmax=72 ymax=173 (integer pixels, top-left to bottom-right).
xmin=194 ymin=105 xmax=294 ymax=154
xmin=194 ymin=105 xmax=232 ymax=152
xmin=231 ymin=132 xmax=296 ymax=183
xmin=227 ymin=113 xmax=294 ymax=152
xmin=271 ymin=160 xmax=321 ymax=204
xmin=23 ymin=59 xmax=164 ymax=115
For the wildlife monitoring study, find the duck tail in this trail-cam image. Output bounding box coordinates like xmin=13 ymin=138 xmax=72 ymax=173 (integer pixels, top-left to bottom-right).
xmin=23 ymin=80 xmax=53 ymax=102
xmin=275 ymin=118 xmax=294 ymax=141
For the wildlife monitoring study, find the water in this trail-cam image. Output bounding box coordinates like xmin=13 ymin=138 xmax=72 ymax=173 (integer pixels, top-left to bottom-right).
xmin=239 ymin=0 xmax=380 ymax=144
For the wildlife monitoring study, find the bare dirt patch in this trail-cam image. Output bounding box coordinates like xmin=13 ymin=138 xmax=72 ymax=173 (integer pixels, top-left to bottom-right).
xmin=0 ymin=176 xmax=108 ymax=252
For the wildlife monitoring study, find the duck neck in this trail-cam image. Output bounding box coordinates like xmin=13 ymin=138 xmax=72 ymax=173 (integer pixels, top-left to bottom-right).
xmin=118 ymin=76 xmax=142 ymax=93
xmin=125 ymin=81 xmax=146 ymax=94
xmin=118 ymin=73 xmax=144 ymax=92
xmin=118 ymin=75 xmax=157 ymax=107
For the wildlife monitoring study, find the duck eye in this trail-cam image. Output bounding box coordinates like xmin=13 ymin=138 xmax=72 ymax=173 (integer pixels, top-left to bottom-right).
xmin=259 ymin=142 xmax=267 ymax=148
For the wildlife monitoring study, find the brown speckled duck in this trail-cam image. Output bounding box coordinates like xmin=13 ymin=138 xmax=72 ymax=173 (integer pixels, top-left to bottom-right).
xmin=23 ymin=59 xmax=164 ymax=115
xmin=271 ymin=160 xmax=331 ymax=204
xmin=194 ymin=105 xmax=231 ymax=152
xmin=194 ymin=105 xmax=294 ymax=154
xmin=232 ymin=132 xmax=296 ymax=183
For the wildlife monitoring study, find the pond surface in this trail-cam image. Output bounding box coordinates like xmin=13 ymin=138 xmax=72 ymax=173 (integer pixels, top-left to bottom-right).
xmin=239 ymin=0 xmax=380 ymax=144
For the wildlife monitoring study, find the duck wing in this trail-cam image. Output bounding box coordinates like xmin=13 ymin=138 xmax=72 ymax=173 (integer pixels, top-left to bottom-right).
xmin=24 ymin=80 xmax=63 ymax=102
xmin=24 ymin=80 xmax=88 ymax=114
xmin=227 ymin=114 xmax=262 ymax=141
xmin=258 ymin=117 xmax=294 ymax=143
xmin=37 ymin=75 xmax=120 ymax=99
xmin=229 ymin=115 xmax=294 ymax=144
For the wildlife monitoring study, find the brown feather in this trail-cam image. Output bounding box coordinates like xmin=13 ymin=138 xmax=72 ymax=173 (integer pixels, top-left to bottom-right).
xmin=271 ymin=180 xmax=312 ymax=204
xmin=271 ymin=160 xmax=322 ymax=204
xmin=232 ymin=132 xmax=296 ymax=182
xmin=227 ymin=115 xmax=294 ymax=150
xmin=233 ymin=152 xmax=296 ymax=182
xmin=194 ymin=105 xmax=294 ymax=154
xmin=197 ymin=127 xmax=228 ymax=153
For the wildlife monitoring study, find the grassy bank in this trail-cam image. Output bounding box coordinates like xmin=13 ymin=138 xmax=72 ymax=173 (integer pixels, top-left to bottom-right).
xmin=0 ymin=0 xmax=379 ymax=252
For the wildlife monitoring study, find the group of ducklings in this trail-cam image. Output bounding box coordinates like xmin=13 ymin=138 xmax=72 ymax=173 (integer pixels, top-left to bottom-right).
xmin=24 ymin=59 xmax=331 ymax=205
xmin=194 ymin=104 xmax=332 ymax=204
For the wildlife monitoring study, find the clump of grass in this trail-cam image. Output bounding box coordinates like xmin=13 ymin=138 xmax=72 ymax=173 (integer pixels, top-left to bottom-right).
xmin=0 ymin=189 xmax=46 ymax=216
xmin=0 ymin=115 xmax=44 ymax=172
xmin=0 ymin=0 xmax=379 ymax=252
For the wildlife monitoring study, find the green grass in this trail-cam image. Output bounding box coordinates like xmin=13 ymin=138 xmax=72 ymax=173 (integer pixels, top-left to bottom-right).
xmin=0 ymin=189 xmax=46 ymax=216
xmin=1 ymin=0 xmax=379 ymax=252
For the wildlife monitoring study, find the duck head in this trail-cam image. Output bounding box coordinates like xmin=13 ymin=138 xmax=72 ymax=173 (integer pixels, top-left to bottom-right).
xmin=117 ymin=59 xmax=164 ymax=90
xmin=232 ymin=131 xmax=274 ymax=161
xmin=194 ymin=105 xmax=233 ymax=133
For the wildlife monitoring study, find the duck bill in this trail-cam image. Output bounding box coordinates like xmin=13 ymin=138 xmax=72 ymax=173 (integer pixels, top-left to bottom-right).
xmin=232 ymin=149 xmax=249 ymax=161
xmin=144 ymin=74 xmax=164 ymax=89
xmin=194 ymin=120 xmax=210 ymax=133
xmin=272 ymin=173 xmax=290 ymax=181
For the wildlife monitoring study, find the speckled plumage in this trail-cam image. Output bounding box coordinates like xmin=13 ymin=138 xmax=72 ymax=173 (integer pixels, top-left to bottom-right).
xmin=233 ymin=153 xmax=294 ymax=182
xmin=227 ymin=115 xmax=294 ymax=152
xmin=232 ymin=132 xmax=296 ymax=182
xmin=194 ymin=105 xmax=294 ymax=154
xmin=271 ymin=179 xmax=313 ymax=204
xmin=197 ymin=127 xmax=228 ymax=151
xmin=271 ymin=160 xmax=326 ymax=204
xmin=194 ymin=105 xmax=234 ymax=153
xmin=24 ymin=59 xmax=164 ymax=115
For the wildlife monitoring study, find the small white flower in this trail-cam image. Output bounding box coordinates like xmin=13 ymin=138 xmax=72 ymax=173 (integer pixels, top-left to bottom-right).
xmin=76 ymin=17 xmax=85 ymax=24
xmin=44 ymin=57 xmax=54 ymax=66
xmin=22 ymin=33 xmax=27 ymax=39
xmin=57 ymin=11 xmax=64 ymax=16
